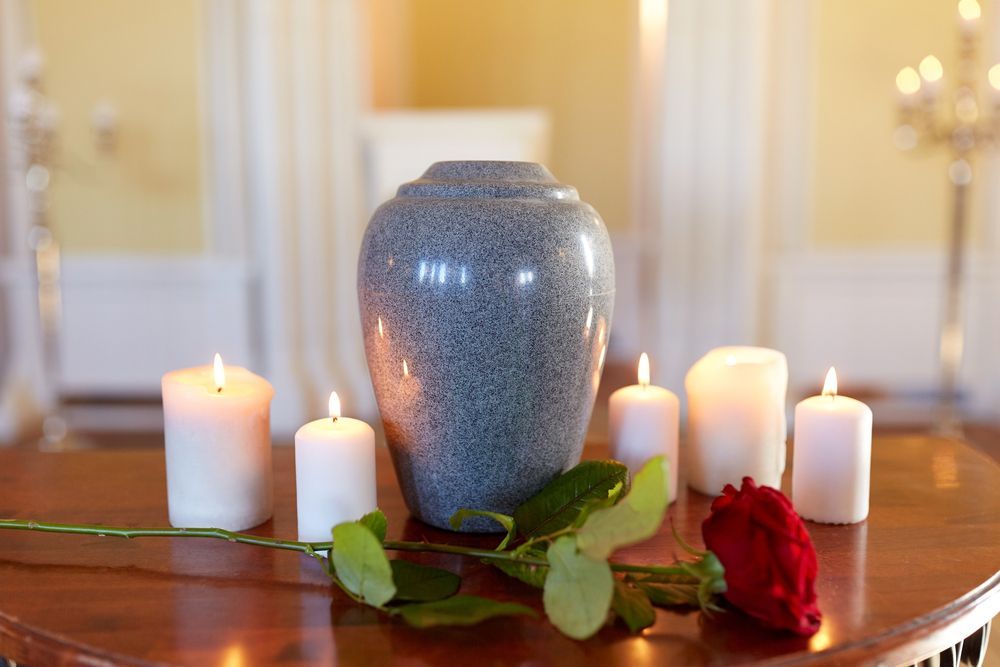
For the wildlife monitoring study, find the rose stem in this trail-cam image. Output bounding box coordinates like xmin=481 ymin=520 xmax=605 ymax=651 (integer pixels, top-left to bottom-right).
xmin=0 ymin=519 xmax=694 ymax=577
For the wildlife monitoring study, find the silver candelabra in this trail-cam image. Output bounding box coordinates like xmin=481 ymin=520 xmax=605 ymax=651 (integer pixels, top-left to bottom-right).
xmin=7 ymin=50 xmax=70 ymax=447
xmin=893 ymin=0 xmax=1000 ymax=435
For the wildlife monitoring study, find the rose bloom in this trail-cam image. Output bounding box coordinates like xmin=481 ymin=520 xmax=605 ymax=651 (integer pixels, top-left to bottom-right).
xmin=702 ymin=477 xmax=822 ymax=636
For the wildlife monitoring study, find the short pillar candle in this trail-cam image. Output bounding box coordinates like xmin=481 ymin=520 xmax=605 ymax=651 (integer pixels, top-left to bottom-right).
xmin=161 ymin=354 xmax=275 ymax=531
xmin=684 ymin=346 xmax=788 ymax=494
xmin=792 ymin=368 xmax=873 ymax=524
xmin=609 ymin=353 xmax=680 ymax=503
xmin=295 ymin=391 xmax=377 ymax=542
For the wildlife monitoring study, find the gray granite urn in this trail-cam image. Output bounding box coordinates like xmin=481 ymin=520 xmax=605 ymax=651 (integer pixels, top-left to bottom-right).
xmin=357 ymin=161 xmax=614 ymax=532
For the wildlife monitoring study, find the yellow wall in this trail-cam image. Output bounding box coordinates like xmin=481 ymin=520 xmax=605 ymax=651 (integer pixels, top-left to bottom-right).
xmin=29 ymin=0 xmax=974 ymax=252
xmin=373 ymin=0 xmax=633 ymax=232
xmin=810 ymin=0 xmax=984 ymax=248
xmin=368 ymin=0 xmax=412 ymax=109
xmin=31 ymin=0 xmax=204 ymax=253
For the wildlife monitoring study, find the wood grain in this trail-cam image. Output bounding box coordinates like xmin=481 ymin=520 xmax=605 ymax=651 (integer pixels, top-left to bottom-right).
xmin=0 ymin=435 xmax=997 ymax=666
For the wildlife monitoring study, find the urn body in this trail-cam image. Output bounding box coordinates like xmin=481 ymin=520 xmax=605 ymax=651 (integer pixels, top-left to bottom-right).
xmin=357 ymin=161 xmax=614 ymax=531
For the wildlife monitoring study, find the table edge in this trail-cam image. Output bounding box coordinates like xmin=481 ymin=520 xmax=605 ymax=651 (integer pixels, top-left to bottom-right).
xmin=759 ymin=570 xmax=1000 ymax=666
xmin=1 ymin=570 xmax=996 ymax=667
xmin=0 ymin=606 xmax=163 ymax=667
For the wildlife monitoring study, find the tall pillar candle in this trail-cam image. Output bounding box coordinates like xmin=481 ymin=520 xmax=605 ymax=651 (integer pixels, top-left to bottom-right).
xmin=792 ymin=368 xmax=873 ymax=524
xmin=161 ymin=354 xmax=274 ymax=531
xmin=295 ymin=391 xmax=377 ymax=542
xmin=684 ymin=346 xmax=788 ymax=494
xmin=609 ymin=353 xmax=680 ymax=502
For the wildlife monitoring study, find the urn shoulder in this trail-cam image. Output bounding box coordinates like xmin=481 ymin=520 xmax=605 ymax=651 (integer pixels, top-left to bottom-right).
xmin=358 ymin=161 xmax=614 ymax=301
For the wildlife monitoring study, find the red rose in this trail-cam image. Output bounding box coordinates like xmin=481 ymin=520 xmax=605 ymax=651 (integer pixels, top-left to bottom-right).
xmin=701 ymin=477 xmax=822 ymax=636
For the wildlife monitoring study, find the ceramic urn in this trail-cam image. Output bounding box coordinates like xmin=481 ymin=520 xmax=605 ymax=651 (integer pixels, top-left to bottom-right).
xmin=357 ymin=161 xmax=614 ymax=531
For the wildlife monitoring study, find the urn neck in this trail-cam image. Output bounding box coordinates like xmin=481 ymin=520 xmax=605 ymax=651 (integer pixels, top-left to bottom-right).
xmin=396 ymin=161 xmax=579 ymax=201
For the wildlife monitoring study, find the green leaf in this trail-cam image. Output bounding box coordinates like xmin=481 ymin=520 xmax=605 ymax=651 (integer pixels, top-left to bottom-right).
xmin=513 ymin=460 xmax=630 ymax=538
xmin=623 ymin=554 xmax=727 ymax=613
xmin=612 ymin=580 xmax=657 ymax=633
xmin=625 ymin=571 xmax=699 ymax=585
xmin=398 ymin=595 xmax=536 ymax=628
xmin=695 ymin=554 xmax=728 ymax=612
xmin=576 ymin=456 xmax=669 ymax=560
xmin=389 ymin=560 xmax=461 ymax=602
xmin=358 ymin=509 xmax=388 ymax=543
xmin=571 ymin=481 xmax=625 ymax=529
xmin=542 ymin=536 xmax=614 ymax=640
xmin=636 ymin=582 xmax=701 ymax=608
xmin=489 ymin=555 xmax=548 ymax=589
xmin=688 ymin=551 xmax=726 ymax=586
xmin=331 ymin=521 xmax=396 ymax=607
xmin=449 ymin=509 xmax=516 ymax=549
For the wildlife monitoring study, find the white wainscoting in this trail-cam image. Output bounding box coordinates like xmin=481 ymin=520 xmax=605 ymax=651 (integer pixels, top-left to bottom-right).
xmin=610 ymin=243 xmax=1000 ymax=419
xmin=53 ymin=255 xmax=254 ymax=396
xmin=772 ymin=251 xmax=1000 ymax=417
xmin=7 ymin=249 xmax=997 ymax=439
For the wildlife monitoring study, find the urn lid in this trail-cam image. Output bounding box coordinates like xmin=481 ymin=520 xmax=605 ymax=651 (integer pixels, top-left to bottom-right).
xmin=396 ymin=161 xmax=580 ymax=201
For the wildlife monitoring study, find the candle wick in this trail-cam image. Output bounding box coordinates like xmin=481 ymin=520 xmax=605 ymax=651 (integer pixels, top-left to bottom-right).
xmin=331 ymin=416 xmax=339 ymax=424
xmin=217 ymin=387 xmax=222 ymax=394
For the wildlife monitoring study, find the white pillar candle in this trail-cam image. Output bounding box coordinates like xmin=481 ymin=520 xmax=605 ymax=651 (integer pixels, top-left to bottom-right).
xmin=295 ymin=391 xmax=377 ymax=542
xmin=161 ymin=354 xmax=274 ymax=531
xmin=684 ymin=346 xmax=788 ymax=494
xmin=609 ymin=353 xmax=680 ymax=503
xmin=792 ymin=368 xmax=873 ymax=524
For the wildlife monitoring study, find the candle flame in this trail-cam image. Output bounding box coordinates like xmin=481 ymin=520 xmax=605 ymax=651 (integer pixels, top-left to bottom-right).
xmin=403 ymin=359 xmax=410 ymax=377
xmin=822 ymin=367 xmax=838 ymax=398
xmin=919 ymin=55 xmax=943 ymax=82
xmin=213 ymin=353 xmax=225 ymax=392
xmin=959 ymin=0 xmax=981 ymax=21
xmin=896 ymin=67 xmax=921 ymax=95
xmin=328 ymin=391 xmax=341 ymax=421
xmin=638 ymin=352 xmax=650 ymax=387
xmin=377 ymin=317 xmax=384 ymax=338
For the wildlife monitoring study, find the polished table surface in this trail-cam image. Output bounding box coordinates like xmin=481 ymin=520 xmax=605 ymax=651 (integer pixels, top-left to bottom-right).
xmin=0 ymin=435 xmax=998 ymax=666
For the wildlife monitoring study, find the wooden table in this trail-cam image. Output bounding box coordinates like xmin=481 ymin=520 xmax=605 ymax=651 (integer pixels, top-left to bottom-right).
xmin=0 ymin=435 xmax=997 ymax=666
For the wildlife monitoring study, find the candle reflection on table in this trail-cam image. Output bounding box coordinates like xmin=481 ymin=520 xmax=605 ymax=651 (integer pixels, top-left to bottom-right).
xmin=932 ymin=446 xmax=961 ymax=490
xmin=807 ymin=520 xmax=870 ymax=654
xmin=810 ymin=626 xmax=833 ymax=652
xmin=220 ymin=644 xmax=247 ymax=667
xmin=293 ymin=586 xmax=339 ymax=664
xmin=168 ymin=539 xmax=281 ymax=664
